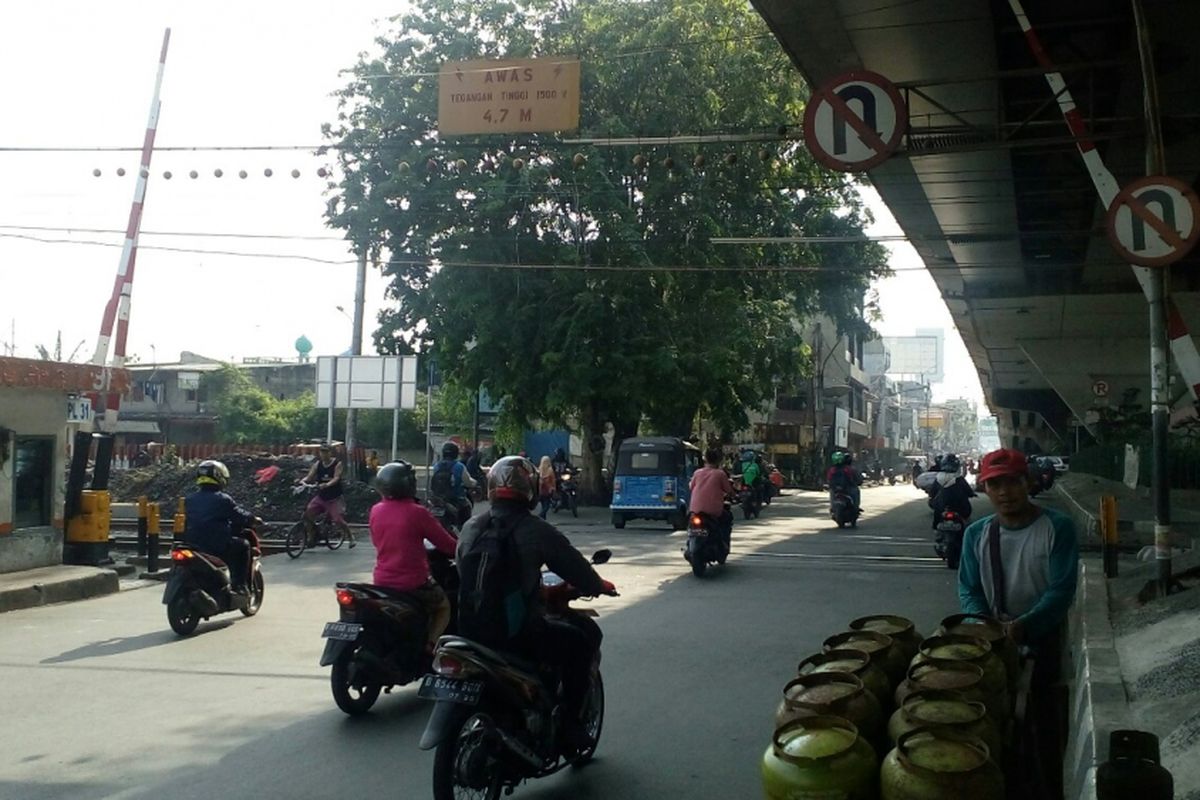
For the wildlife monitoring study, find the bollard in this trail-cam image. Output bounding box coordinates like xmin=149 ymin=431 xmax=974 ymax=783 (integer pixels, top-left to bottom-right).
xmin=1101 ymin=495 xmax=1119 ymax=578
xmin=172 ymin=497 xmax=186 ymax=535
xmin=136 ymin=497 xmax=149 ymax=558
xmin=147 ymin=502 xmax=162 ymax=573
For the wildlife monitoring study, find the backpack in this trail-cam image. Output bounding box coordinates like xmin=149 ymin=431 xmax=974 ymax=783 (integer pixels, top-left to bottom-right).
xmin=457 ymin=514 xmax=529 ymax=646
xmin=430 ymin=461 xmax=455 ymax=500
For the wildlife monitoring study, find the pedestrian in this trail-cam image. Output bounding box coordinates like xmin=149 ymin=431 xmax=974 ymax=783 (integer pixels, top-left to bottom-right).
xmin=537 ymin=455 xmax=555 ymax=519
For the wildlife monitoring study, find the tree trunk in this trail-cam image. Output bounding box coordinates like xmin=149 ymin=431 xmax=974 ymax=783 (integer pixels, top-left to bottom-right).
xmin=579 ymin=402 xmax=608 ymax=505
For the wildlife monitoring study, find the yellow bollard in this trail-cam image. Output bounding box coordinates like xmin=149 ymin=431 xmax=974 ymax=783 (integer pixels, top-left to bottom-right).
xmin=172 ymin=497 xmax=186 ymax=535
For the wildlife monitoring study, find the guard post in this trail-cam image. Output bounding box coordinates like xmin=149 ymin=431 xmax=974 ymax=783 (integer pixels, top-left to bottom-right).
xmin=172 ymin=497 xmax=186 ymax=537
xmin=1102 ymin=495 xmax=1119 ymax=578
xmin=147 ymin=501 xmax=162 ymax=572
xmin=136 ymin=497 xmax=149 ymax=557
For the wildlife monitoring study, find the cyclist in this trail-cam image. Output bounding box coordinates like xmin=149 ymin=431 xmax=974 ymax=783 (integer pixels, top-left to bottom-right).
xmin=299 ymin=444 xmax=356 ymax=548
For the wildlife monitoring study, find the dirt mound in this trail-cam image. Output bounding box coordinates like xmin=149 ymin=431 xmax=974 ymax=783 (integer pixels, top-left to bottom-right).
xmin=109 ymin=453 xmax=377 ymax=523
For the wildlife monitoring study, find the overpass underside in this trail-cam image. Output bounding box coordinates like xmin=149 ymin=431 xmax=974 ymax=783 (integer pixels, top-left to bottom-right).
xmin=751 ymin=0 xmax=1200 ymax=451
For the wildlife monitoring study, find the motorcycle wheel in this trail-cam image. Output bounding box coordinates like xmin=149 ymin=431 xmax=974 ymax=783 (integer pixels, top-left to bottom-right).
xmin=690 ymin=548 xmax=708 ymax=577
xmin=573 ymin=671 xmax=605 ymax=767
xmin=330 ymin=646 xmax=382 ymax=716
xmin=742 ymin=505 xmax=752 ymax=521
xmin=285 ymin=521 xmax=307 ymax=559
xmin=433 ymin=716 xmax=503 ymax=800
xmin=569 ymin=494 xmax=578 ymax=518
xmin=946 ymin=544 xmax=961 ymax=570
xmin=240 ymin=570 xmax=265 ymax=617
xmin=167 ymin=595 xmax=200 ymax=636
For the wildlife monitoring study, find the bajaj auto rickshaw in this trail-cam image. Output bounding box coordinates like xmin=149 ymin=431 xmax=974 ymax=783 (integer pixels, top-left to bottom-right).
xmin=610 ymin=437 xmax=702 ymax=530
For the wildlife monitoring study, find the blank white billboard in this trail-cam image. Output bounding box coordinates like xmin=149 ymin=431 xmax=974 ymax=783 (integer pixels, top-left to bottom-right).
xmin=881 ymin=331 xmax=943 ymax=382
xmin=315 ymin=356 xmax=418 ymax=410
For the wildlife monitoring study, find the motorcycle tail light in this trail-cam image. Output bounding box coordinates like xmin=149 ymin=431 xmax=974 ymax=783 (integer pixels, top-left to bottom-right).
xmin=432 ymin=652 xmax=482 ymax=678
xmin=690 ymin=515 xmax=703 ymax=527
xmin=943 ymin=512 xmax=954 ymax=519
xmin=336 ymin=589 xmax=357 ymax=607
xmin=171 ymin=549 xmax=193 ymax=562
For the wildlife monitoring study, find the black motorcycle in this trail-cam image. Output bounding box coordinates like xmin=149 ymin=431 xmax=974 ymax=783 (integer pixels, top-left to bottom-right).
xmin=684 ymin=508 xmax=730 ymax=577
xmin=163 ymin=529 xmax=265 ymax=636
xmin=830 ymin=490 xmax=860 ymax=529
xmin=320 ymin=547 xmax=459 ymax=715
xmin=934 ymin=511 xmax=967 ymax=569
xmin=419 ymin=551 xmax=616 ymax=800
xmin=551 ymin=469 xmax=579 ymax=517
xmin=736 ymin=478 xmax=762 ymax=520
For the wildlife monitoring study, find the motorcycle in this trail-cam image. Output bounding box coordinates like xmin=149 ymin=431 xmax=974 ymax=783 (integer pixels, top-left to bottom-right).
xmin=886 ymin=468 xmax=897 ymax=486
xmin=734 ymin=478 xmax=762 ymax=520
xmin=429 ymin=494 xmax=470 ymax=534
xmin=934 ymin=510 xmax=967 ymax=569
xmin=320 ymin=545 xmax=460 ymax=715
xmin=551 ymin=469 xmax=579 ymax=518
xmin=163 ymin=527 xmax=265 ymax=636
xmin=830 ymin=490 xmax=860 ymax=529
xmin=684 ymin=508 xmax=730 ymax=577
xmin=418 ymin=550 xmax=616 ymax=800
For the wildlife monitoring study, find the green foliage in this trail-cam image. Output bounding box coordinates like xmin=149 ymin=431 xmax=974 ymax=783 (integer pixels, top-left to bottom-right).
xmin=324 ymin=0 xmax=890 ymax=483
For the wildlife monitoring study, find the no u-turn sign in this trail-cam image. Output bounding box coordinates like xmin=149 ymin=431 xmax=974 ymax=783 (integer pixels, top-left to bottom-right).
xmin=1106 ymin=175 xmax=1200 ymax=267
xmin=803 ymin=70 xmax=907 ymax=172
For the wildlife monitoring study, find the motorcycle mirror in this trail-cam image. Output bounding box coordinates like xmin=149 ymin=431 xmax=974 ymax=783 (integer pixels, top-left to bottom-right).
xmin=591 ymin=549 xmax=612 ymax=565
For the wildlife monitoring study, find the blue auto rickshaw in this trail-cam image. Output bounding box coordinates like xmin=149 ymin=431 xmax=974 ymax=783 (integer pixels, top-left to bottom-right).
xmin=609 ymin=437 xmax=702 ymax=530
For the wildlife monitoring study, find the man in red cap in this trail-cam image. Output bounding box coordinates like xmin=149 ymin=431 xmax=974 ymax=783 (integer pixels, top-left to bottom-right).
xmin=958 ymin=448 xmax=1078 ymax=657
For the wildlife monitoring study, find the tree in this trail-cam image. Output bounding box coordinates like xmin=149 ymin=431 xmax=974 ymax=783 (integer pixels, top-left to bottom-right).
xmin=325 ymin=0 xmax=889 ymax=499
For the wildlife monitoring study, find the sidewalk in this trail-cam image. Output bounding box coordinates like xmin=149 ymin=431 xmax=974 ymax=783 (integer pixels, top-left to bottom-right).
xmin=1053 ymin=471 xmax=1200 ymax=550
xmin=0 ymin=564 xmax=121 ymax=613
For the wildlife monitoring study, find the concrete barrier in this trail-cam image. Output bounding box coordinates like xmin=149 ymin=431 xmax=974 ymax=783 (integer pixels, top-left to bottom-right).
xmin=0 ymin=565 xmax=120 ymax=613
xmin=1063 ymin=561 xmax=1133 ymax=800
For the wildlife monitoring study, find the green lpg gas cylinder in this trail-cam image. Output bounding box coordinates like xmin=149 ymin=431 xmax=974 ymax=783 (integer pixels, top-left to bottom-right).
xmin=886 ymin=689 xmax=1003 ymax=762
xmin=762 ymin=716 xmax=878 ymax=800
xmin=798 ymin=648 xmax=892 ymax=712
xmin=880 ymin=727 xmax=1003 ymax=800
xmin=849 ymin=615 xmax=925 ymax=664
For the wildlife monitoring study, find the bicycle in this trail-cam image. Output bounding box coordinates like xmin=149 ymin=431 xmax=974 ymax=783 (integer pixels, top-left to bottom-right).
xmin=286 ymin=484 xmax=347 ymax=559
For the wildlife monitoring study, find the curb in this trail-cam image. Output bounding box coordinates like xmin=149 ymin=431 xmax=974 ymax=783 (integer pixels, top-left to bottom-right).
xmin=0 ymin=568 xmax=121 ymax=614
xmin=1064 ymin=561 xmax=1132 ymax=800
xmin=1054 ymin=482 xmax=1192 ymax=551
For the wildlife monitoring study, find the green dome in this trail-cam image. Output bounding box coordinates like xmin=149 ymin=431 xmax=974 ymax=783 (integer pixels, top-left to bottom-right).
xmin=295 ymin=335 xmax=313 ymax=355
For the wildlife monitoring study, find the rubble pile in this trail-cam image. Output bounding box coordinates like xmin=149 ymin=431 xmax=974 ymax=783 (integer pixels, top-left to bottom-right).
xmin=109 ymin=453 xmax=378 ymax=523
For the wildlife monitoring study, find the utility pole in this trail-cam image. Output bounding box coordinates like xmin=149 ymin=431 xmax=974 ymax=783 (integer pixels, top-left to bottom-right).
xmin=1132 ymin=0 xmax=1173 ymax=594
xmin=344 ymin=250 xmax=368 ymax=481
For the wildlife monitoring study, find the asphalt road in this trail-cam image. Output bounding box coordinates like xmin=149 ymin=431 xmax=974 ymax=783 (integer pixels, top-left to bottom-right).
xmin=0 ymin=483 xmax=964 ymax=800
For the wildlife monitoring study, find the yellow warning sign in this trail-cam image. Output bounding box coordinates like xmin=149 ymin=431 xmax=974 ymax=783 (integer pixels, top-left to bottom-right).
xmin=438 ymin=57 xmax=581 ymax=136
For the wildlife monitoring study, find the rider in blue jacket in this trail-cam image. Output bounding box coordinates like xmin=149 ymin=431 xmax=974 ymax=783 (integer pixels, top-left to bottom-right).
xmin=182 ymin=460 xmax=259 ymax=592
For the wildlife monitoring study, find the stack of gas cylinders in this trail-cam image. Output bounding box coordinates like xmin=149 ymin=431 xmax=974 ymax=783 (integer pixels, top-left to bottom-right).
xmin=763 ymin=613 xmax=1016 ymax=800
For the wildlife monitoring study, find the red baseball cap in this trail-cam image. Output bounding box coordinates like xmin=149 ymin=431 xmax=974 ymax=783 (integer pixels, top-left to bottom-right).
xmin=978 ymin=448 xmax=1028 ymax=485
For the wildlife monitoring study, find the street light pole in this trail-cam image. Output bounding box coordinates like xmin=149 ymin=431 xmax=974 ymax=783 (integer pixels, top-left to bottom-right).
xmin=343 ymin=251 xmax=368 ymax=481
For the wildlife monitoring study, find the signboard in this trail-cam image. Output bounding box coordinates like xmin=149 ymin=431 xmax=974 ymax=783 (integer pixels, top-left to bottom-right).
xmin=315 ymin=356 xmax=418 ymax=410
xmin=438 ymin=57 xmax=581 ymax=136
xmin=1105 ymin=175 xmax=1200 ymax=267
xmin=881 ymin=331 xmax=944 ymax=383
xmin=66 ymin=396 xmax=93 ymax=423
xmin=1091 ymin=380 xmax=1110 ymax=398
xmin=803 ymin=70 xmax=907 ymax=172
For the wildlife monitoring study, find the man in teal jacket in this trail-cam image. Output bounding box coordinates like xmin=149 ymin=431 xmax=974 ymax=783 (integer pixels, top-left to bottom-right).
xmin=958 ymin=448 xmax=1078 ymax=671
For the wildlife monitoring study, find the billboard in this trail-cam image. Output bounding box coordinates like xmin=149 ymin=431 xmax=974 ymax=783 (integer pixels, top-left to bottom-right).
xmin=881 ymin=329 xmax=943 ymax=382
xmin=438 ymin=57 xmax=581 ymax=135
xmin=315 ymin=356 xmax=418 ymax=410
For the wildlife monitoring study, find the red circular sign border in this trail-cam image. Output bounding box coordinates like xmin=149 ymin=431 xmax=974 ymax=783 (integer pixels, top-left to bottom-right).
xmin=803 ymin=69 xmax=908 ymax=173
xmin=1105 ymin=175 xmax=1200 ymax=268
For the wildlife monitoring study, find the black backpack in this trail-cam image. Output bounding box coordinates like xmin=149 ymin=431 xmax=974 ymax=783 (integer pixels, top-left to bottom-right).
xmin=457 ymin=514 xmax=529 ymax=646
xmin=430 ymin=461 xmax=455 ymax=500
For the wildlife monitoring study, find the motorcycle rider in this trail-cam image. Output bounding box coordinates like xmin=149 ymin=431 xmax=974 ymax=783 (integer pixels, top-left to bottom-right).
xmin=300 ymin=443 xmax=356 ymax=548
xmin=826 ymin=451 xmax=863 ymax=511
xmin=182 ymin=460 xmax=259 ymax=593
xmin=740 ymin=450 xmax=764 ymax=504
xmin=688 ymin=447 xmax=735 ymax=550
xmin=370 ymin=461 xmax=459 ymax=653
xmin=430 ymin=442 xmax=477 ymax=527
xmin=929 ymin=453 xmax=976 ymax=528
xmin=456 ymin=456 xmax=616 ymax=754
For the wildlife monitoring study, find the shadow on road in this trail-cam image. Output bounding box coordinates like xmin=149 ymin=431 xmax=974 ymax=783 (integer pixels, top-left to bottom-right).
xmin=40 ymin=622 xmax=234 ymax=664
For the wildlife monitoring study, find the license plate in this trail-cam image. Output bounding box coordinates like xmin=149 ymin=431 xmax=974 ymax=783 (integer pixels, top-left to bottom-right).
xmin=321 ymin=621 xmax=362 ymax=641
xmin=936 ymin=522 xmax=963 ymax=533
xmin=417 ymin=674 xmax=483 ymax=705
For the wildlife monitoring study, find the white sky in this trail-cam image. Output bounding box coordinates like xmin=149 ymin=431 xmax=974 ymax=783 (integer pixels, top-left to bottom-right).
xmin=1 ymin=1 xmax=984 ymax=410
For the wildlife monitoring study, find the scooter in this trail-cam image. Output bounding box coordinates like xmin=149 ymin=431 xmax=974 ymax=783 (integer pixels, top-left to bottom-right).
xmin=934 ymin=511 xmax=967 ymax=569
xmin=163 ymin=528 xmax=264 ymax=636
xmin=830 ymin=490 xmax=860 ymax=529
xmin=684 ymin=507 xmax=730 ymax=577
xmin=320 ymin=546 xmax=459 ymax=715
xmin=735 ymin=478 xmax=762 ymax=520
xmin=551 ymin=469 xmax=579 ymax=517
xmin=418 ymin=551 xmax=617 ymax=800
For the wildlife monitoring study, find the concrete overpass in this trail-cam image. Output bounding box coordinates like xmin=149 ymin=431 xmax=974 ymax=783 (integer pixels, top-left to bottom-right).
xmin=751 ymin=0 xmax=1200 ymax=452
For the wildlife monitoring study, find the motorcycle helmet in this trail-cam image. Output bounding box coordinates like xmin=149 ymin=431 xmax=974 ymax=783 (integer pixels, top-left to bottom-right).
xmin=196 ymin=459 xmax=230 ymax=489
xmin=843 ymin=453 xmax=854 ymax=466
xmin=941 ymin=454 xmax=961 ymax=473
xmin=831 ymin=452 xmax=845 ymax=466
xmin=487 ymin=456 xmax=539 ymax=509
xmin=442 ymin=441 xmax=460 ymax=460
xmin=375 ymin=461 xmax=417 ymax=499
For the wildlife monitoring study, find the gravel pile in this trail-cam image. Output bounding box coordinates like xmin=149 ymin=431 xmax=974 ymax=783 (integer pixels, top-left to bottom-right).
xmin=109 ymin=453 xmax=378 ymax=523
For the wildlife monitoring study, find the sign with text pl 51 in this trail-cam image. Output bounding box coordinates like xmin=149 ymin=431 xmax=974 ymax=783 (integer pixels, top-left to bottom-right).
xmin=438 ymin=57 xmax=580 ymax=136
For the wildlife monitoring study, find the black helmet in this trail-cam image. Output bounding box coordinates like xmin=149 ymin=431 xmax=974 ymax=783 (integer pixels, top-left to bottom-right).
xmin=487 ymin=456 xmax=538 ymax=509
xmin=442 ymin=441 xmax=460 ymax=460
xmin=842 ymin=453 xmax=854 ymax=465
xmin=941 ymin=454 xmax=961 ymax=473
xmin=196 ymin=460 xmax=230 ymax=489
xmin=375 ymin=461 xmax=417 ymax=500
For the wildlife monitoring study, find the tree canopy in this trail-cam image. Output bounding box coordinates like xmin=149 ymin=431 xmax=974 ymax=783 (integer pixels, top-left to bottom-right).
xmin=324 ymin=0 xmax=889 ymax=492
